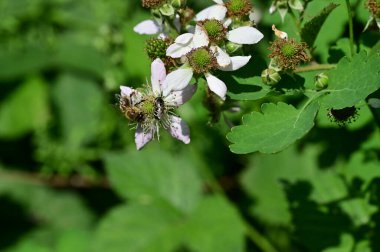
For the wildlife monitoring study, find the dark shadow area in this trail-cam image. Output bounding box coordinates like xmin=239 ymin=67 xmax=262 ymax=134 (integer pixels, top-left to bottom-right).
xmin=282 ymin=181 xmax=352 ymax=252
xmin=0 ymin=196 xmax=36 ymax=250
xmin=367 ymin=178 xmax=380 ymax=251
xmin=299 ymin=123 xmax=374 ymax=169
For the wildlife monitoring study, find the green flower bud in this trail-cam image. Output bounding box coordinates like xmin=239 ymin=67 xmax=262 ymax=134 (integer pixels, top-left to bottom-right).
xmin=159 ymin=3 xmax=175 ymax=16
xmin=171 ymin=0 xmax=186 ymax=8
xmin=315 ymin=73 xmax=329 ymax=90
xmin=261 ymin=68 xmax=281 ymax=86
xmin=226 ymin=42 xmax=242 ymax=54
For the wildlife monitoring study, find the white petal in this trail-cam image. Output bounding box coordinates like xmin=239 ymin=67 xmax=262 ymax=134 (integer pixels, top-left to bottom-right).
xmin=218 ymin=56 xmax=251 ymax=71
xmin=213 ymin=0 xmax=224 ymax=4
xmin=166 ymin=43 xmax=193 ymax=58
xmin=135 ymin=125 xmax=154 ymax=150
xmin=120 ymin=86 xmax=135 ymax=97
xmin=193 ymin=25 xmax=209 ymax=48
xmin=227 ymin=26 xmax=264 ymax=44
xmin=151 ymin=59 xmax=167 ymax=95
xmin=162 ymin=68 xmax=193 ymax=96
xmin=205 ymin=73 xmax=227 ymax=100
xmin=213 ymin=46 xmax=231 ymax=67
xmin=133 ymin=20 xmax=161 ymax=35
xmin=165 ymin=84 xmax=197 ymax=106
xmin=175 ymin=33 xmax=194 ymax=44
xmin=120 ymin=86 xmax=142 ymax=104
xmin=166 ymin=116 xmax=190 ymax=144
xmin=195 ymin=5 xmax=227 ymax=21
xmin=223 ymin=18 xmax=232 ymax=28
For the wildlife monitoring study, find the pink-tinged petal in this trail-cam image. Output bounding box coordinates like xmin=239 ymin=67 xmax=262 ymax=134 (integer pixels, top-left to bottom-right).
xmin=133 ymin=20 xmax=161 ymax=35
xmin=193 ymin=25 xmax=209 ymax=48
xmin=165 ymin=84 xmax=197 ymax=106
xmin=151 ymin=58 xmax=167 ymax=94
xmin=166 ymin=116 xmax=190 ymax=144
xmin=218 ymin=56 xmax=251 ymax=71
xmin=120 ymin=86 xmax=143 ymax=104
xmin=174 ymin=33 xmax=194 ymax=44
xmin=205 ymin=73 xmax=227 ymax=100
xmin=166 ymin=43 xmax=193 ymax=58
xmin=135 ymin=125 xmax=154 ymax=150
xmin=120 ymin=86 xmax=135 ymax=97
xmin=162 ymin=68 xmax=194 ymax=96
xmin=212 ymin=46 xmax=231 ymax=67
xmin=227 ymin=26 xmax=264 ymax=44
xmin=195 ymin=5 xmax=227 ymax=21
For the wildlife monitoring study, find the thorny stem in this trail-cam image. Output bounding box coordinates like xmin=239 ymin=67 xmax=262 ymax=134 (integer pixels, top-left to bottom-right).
xmin=192 ymin=149 xmax=279 ymax=252
xmin=294 ymin=64 xmax=337 ymax=73
xmin=345 ymin=0 xmax=355 ymax=57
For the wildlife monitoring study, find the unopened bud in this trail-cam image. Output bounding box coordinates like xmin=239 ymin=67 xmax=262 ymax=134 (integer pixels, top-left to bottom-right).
xmin=261 ymin=68 xmax=281 ymax=86
xmin=159 ymin=3 xmax=175 ymax=16
xmin=226 ymin=42 xmax=242 ymax=54
xmin=171 ymin=0 xmax=186 ymax=8
xmin=315 ymin=73 xmax=329 ymax=90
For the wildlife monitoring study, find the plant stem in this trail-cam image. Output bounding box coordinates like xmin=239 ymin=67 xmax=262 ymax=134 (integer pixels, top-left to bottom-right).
xmin=345 ymin=0 xmax=355 ymax=57
xmin=294 ymin=64 xmax=337 ymax=73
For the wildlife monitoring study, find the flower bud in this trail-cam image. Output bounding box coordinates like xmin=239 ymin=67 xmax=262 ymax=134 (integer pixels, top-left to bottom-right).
xmin=226 ymin=42 xmax=242 ymax=54
xmin=171 ymin=0 xmax=186 ymax=8
xmin=159 ymin=3 xmax=175 ymax=16
xmin=315 ymin=73 xmax=329 ymax=90
xmin=261 ymin=68 xmax=281 ymax=86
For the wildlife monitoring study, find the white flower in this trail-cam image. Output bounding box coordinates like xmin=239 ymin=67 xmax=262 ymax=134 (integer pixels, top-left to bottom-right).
xmin=119 ymin=59 xmax=196 ymax=150
xmin=133 ymin=15 xmax=181 ymax=37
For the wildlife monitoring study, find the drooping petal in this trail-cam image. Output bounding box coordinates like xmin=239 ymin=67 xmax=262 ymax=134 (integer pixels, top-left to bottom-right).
xmin=133 ymin=20 xmax=161 ymax=35
xmin=135 ymin=125 xmax=154 ymax=150
xmin=205 ymin=73 xmax=227 ymax=100
xmin=227 ymin=26 xmax=264 ymax=44
xmin=162 ymin=68 xmax=194 ymax=96
xmin=164 ymin=84 xmax=197 ymax=106
xmin=166 ymin=43 xmax=193 ymax=58
xmin=151 ymin=58 xmax=167 ymax=94
xmin=174 ymin=33 xmax=194 ymax=44
xmin=193 ymin=25 xmax=209 ymax=48
xmin=165 ymin=116 xmax=190 ymax=144
xmin=195 ymin=5 xmax=227 ymax=21
xmin=212 ymin=46 xmax=231 ymax=67
xmin=120 ymin=86 xmax=142 ymax=104
xmin=218 ymin=56 xmax=251 ymax=71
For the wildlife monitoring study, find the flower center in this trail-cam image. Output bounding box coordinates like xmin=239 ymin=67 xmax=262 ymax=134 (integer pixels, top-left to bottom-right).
xmin=187 ymin=47 xmax=217 ymax=74
xmin=281 ymin=43 xmax=297 ymax=57
xmin=366 ymin=0 xmax=380 ymax=16
xmin=145 ymin=38 xmax=170 ymax=60
xmin=200 ymin=19 xmax=227 ymax=44
xmin=140 ymin=99 xmax=155 ymax=115
xmin=141 ymin=0 xmax=166 ymax=9
xmin=225 ymin=0 xmax=252 ymax=17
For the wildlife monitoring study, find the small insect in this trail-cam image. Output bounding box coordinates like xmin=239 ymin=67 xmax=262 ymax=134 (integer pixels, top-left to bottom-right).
xmin=117 ymin=93 xmax=145 ymax=123
xmin=154 ymin=97 xmax=165 ymax=120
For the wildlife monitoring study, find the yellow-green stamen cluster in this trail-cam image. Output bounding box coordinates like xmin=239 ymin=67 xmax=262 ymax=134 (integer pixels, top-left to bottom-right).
xmin=142 ymin=0 xmax=166 ymax=9
xmin=187 ymin=47 xmax=217 ymax=74
xmin=269 ymin=38 xmax=310 ymax=70
xmin=225 ymin=0 xmax=252 ymax=17
xmin=366 ymin=0 xmax=380 ymax=16
xmin=200 ymin=19 xmax=227 ymax=44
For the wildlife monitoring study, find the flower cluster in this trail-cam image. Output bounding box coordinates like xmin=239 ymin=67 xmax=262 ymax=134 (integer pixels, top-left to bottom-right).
xmin=119 ymin=0 xmax=264 ymax=150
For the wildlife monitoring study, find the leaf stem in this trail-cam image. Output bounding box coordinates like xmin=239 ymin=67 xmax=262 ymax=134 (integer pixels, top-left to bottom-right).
xmin=294 ymin=64 xmax=337 ymax=73
xmin=345 ymin=0 xmax=355 ymax=57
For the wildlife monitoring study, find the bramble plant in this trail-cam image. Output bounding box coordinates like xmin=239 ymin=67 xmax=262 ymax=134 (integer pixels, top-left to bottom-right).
xmin=1 ymin=0 xmax=380 ymax=252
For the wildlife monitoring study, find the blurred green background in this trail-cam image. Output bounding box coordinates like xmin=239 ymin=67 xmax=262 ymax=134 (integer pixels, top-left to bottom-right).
xmin=1 ymin=0 xmax=380 ymax=251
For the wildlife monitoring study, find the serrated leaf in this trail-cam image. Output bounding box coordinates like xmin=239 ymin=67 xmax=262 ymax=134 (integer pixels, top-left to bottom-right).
xmin=227 ymin=101 xmax=319 ymax=154
xmin=301 ymin=3 xmax=339 ymax=47
xmin=93 ymin=196 xmax=245 ymax=252
xmin=226 ymin=76 xmax=271 ymax=101
xmin=321 ymin=52 xmax=380 ymax=109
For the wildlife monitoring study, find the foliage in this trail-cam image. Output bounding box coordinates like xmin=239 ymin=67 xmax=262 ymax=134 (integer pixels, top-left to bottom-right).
xmin=1 ymin=0 xmax=380 ymax=252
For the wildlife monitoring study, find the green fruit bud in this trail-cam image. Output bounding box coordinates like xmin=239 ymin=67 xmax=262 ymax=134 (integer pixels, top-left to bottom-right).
xmin=261 ymin=69 xmax=281 ymax=86
xmin=315 ymin=73 xmax=329 ymax=90
xmin=226 ymin=42 xmax=242 ymax=54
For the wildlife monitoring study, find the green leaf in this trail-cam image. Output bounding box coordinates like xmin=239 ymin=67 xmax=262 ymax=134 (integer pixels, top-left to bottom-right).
xmin=321 ymin=51 xmax=380 ymax=109
xmin=226 ymin=76 xmax=271 ymax=101
xmin=93 ymin=196 xmax=245 ymax=252
xmin=0 ymin=77 xmax=49 ymax=138
xmin=227 ymin=101 xmax=320 ymax=154
xmin=301 ymin=3 xmax=339 ymax=47
xmin=104 ymin=146 xmax=203 ymax=214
